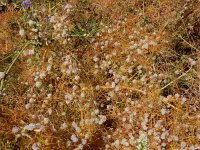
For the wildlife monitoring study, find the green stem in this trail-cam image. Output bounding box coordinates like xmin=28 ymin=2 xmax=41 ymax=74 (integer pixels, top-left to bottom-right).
xmin=0 ymin=41 xmax=31 ymax=91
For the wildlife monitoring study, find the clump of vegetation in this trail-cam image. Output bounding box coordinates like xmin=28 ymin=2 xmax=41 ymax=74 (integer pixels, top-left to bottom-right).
xmin=0 ymin=0 xmax=199 ymax=149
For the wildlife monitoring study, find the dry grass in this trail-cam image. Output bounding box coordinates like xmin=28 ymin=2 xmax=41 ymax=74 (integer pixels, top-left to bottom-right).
xmin=0 ymin=0 xmax=199 ymax=149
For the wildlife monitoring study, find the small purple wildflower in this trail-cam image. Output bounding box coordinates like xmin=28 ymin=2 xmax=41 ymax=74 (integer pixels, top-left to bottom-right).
xmin=21 ymin=0 xmax=32 ymax=10
xmin=44 ymin=17 xmax=50 ymax=22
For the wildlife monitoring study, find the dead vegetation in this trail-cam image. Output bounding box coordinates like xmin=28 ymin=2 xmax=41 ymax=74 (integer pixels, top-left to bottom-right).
xmin=0 ymin=0 xmax=199 ymax=149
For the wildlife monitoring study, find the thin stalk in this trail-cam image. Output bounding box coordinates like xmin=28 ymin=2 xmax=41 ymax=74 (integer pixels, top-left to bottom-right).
xmin=0 ymin=41 xmax=31 ymax=91
xmin=161 ymin=66 xmax=192 ymax=90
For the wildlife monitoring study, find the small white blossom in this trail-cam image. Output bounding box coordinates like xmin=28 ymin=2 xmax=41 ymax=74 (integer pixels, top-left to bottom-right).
xmin=113 ymin=140 xmax=120 ymax=148
xmin=121 ymin=138 xmax=129 ymax=146
xmin=181 ymin=97 xmax=187 ymax=105
xmin=32 ymin=142 xmax=41 ymax=150
xmin=93 ymin=56 xmax=99 ymax=62
xmin=47 ymin=93 xmax=52 ymax=99
xmin=71 ymin=134 xmax=78 ymax=142
xmin=122 ymin=117 xmax=126 ymax=122
xmin=189 ymin=58 xmax=196 ymax=66
xmin=46 ymin=65 xmax=52 ymax=71
xmin=175 ymin=93 xmax=180 ymax=99
xmin=80 ymin=92 xmax=85 ymax=98
xmin=61 ymin=112 xmax=66 ymax=116
xmin=60 ymin=122 xmax=68 ymax=130
xmin=0 ymin=72 xmax=5 ymax=79
xmin=142 ymin=43 xmax=148 ymax=49
xmin=128 ymin=68 xmax=133 ymax=73
xmin=98 ymin=115 xmax=107 ymax=125
xmin=19 ymin=28 xmax=25 ymax=37
xmin=161 ymin=108 xmax=167 ymax=115
xmin=111 ymin=82 xmax=116 ymax=88
xmin=24 ymin=123 xmax=36 ymax=131
xmin=39 ymin=72 xmax=46 ymax=79
xmin=172 ymin=135 xmax=179 ymax=141
xmin=114 ymin=42 xmax=120 ymax=47
xmin=25 ymin=103 xmax=31 ymax=109
xmin=28 ymin=20 xmax=34 ymax=26
xmin=35 ymin=81 xmax=42 ymax=88
xmin=43 ymin=118 xmax=49 ymax=124
xmin=72 ymin=122 xmax=78 ymax=129
xmin=191 ymin=60 xmax=196 ymax=66
xmin=35 ymin=123 xmax=45 ymax=132
xmin=94 ymin=109 xmax=99 ymax=114
xmin=47 ymin=108 xmax=52 ymax=115
xmin=161 ymin=131 xmax=169 ymax=140
xmin=189 ymin=145 xmax=195 ymax=150
xmin=149 ymin=41 xmax=157 ymax=46
xmin=74 ymin=75 xmax=80 ymax=81
xmin=65 ymin=4 xmax=73 ymax=9
xmin=141 ymin=122 xmax=148 ymax=130
xmin=155 ymin=120 xmax=162 ymax=128
xmin=28 ymin=49 xmax=35 ymax=55
xmin=12 ymin=127 xmax=20 ymax=134
xmin=29 ymin=98 xmax=35 ymax=103
xmin=15 ymin=134 xmax=21 ymax=139
xmin=82 ymin=139 xmax=87 ymax=145
xmin=76 ymin=127 xmax=81 ymax=133
xmin=181 ymin=141 xmax=187 ymax=148
xmin=129 ymin=138 xmax=135 ymax=146
xmin=95 ymin=85 xmax=100 ymax=90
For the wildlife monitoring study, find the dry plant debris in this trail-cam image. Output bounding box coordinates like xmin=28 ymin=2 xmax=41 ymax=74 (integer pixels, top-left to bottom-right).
xmin=0 ymin=0 xmax=199 ymax=149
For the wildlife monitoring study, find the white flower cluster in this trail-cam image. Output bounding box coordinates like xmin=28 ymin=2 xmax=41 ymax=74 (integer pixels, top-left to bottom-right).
xmin=23 ymin=123 xmax=45 ymax=132
xmin=10 ymin=1 xmax=198 ymax=149
xmin=137 ymin=133 xmax=148 ymax=150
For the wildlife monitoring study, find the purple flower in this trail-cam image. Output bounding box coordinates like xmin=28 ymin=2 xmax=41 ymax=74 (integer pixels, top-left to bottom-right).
xmin=21 ymin=0 xmax=32 ymax=9
xmin=44 ymin=17 xmax=50 ymax=22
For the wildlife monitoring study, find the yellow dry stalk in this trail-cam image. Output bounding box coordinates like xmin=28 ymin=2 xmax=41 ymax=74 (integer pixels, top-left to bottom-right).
xmin=42 ymin=47 xmax=49 ymax=62
xmin=82 ymin=85 xmax=146 ymax=95
xmin=197 ymin=55 xmax=200 ymax=80
xmin=57 ymin=74 xmax=67 ymax=92
xmin=80 ymin=107 xmax=84 ymax=126
xmin=80 ymin=109 xmax=96 ymax=136
xmin=40 ymin=47 xmax=51 ymax=71
xmin=161 ymin=98 xmax=183 ymax=113
xmin=161 ymin=66 xmax=192 ymax=91
xmin=148 ymin=88 xmax=184 ymax=113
